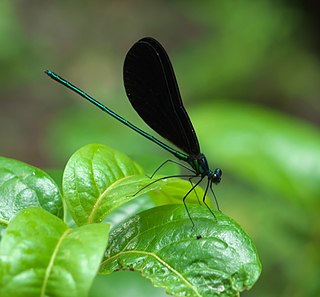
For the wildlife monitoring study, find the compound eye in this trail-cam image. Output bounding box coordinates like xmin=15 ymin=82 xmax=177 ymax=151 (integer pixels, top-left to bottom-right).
xmin=215 ymin=168 xmax=222 ymax=177
xmin=213 ymin=168 xmax=222 ymax=183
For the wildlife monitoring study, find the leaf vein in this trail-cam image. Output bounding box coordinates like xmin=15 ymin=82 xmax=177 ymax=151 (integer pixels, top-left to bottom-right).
xmin=40 ymin=228 xmax=72 ymax=297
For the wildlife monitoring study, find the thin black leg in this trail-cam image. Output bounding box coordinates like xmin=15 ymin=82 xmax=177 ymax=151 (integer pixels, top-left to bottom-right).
xmin=188 ymin=176 xmax=201 ymax=205
xmin=133 ymin=174 xmax=196 ymax=197
xmin=202 ymin=180 xmax=217 ymax=220
xmin=149 ymin=159 xmax=195 ymax=178
xmin=210 ymin=182 xmax=221 ymax=212
xmin=182 ymin=177 xmax=204 ymax=228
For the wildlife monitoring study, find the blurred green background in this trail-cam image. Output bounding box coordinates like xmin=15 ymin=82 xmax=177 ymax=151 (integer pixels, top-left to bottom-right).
xmin=0 ymin=1 xmax=319 ymax=296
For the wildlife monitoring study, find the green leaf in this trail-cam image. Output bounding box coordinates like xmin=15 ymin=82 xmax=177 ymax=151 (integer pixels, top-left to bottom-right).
xmin=101 ymin=204 xmax=261 ymax=297
xmin=0 ymin=157 xmax=63 ymax=226
xmin=148 ymin=178 xmax=206 ymax=207
xmin=63 ymin=144 xmax=143 ymax=225
xmin=0 ymin=208 xmax=109 ymax=297
xmin=63 ymin=144 xmax=206 ymax=226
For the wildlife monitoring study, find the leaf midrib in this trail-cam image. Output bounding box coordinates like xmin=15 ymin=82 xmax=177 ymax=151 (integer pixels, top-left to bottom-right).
xmin=102 ymin=250 xmax=201 ymax=297
xmin=87 ymin=174 xmax=138 ymax=224
xmin=40 ymin=228 xmax=72 ymax=297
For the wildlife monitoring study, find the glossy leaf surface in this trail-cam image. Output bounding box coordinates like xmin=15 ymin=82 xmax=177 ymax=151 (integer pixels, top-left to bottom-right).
xmin=101 ymin=204 xmax=261 ymax=297
xmin=0 ymin=157 xmax=63 ymax=226
xmin=0 ymin=208 xmax=109 ymax=297
xmin=63 ymin=144 xmax=204 ymax=226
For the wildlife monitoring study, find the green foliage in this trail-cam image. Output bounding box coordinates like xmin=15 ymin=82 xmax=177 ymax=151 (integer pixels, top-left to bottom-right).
xmin=0 ymin=208 xmax=109 ymax=297
xmin=192 ymin=102 xmax=320 ymax=205
xmin=1 ymin=1 xmax=320 ymax=296
xmin=63 ymin=144 xmax=143 ymax=225
xmin=102 ymin=205 xmax=260 ymax=297
xmin=0 ymin=144 xmax=261 ymax=296
xmin=177 ymin=0 xmax=320 ymax=107
xmin=0 ymin=157 xmax=63 ymax=226
xmin=63 ymin=144 xmax=205 ymax=226
xmin=190 ymin=103 xmax=320 ymax=297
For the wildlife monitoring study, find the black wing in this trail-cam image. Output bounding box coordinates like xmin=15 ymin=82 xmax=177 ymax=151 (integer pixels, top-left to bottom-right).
xmin=123 ymin=37 xmax=200 ymax=156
